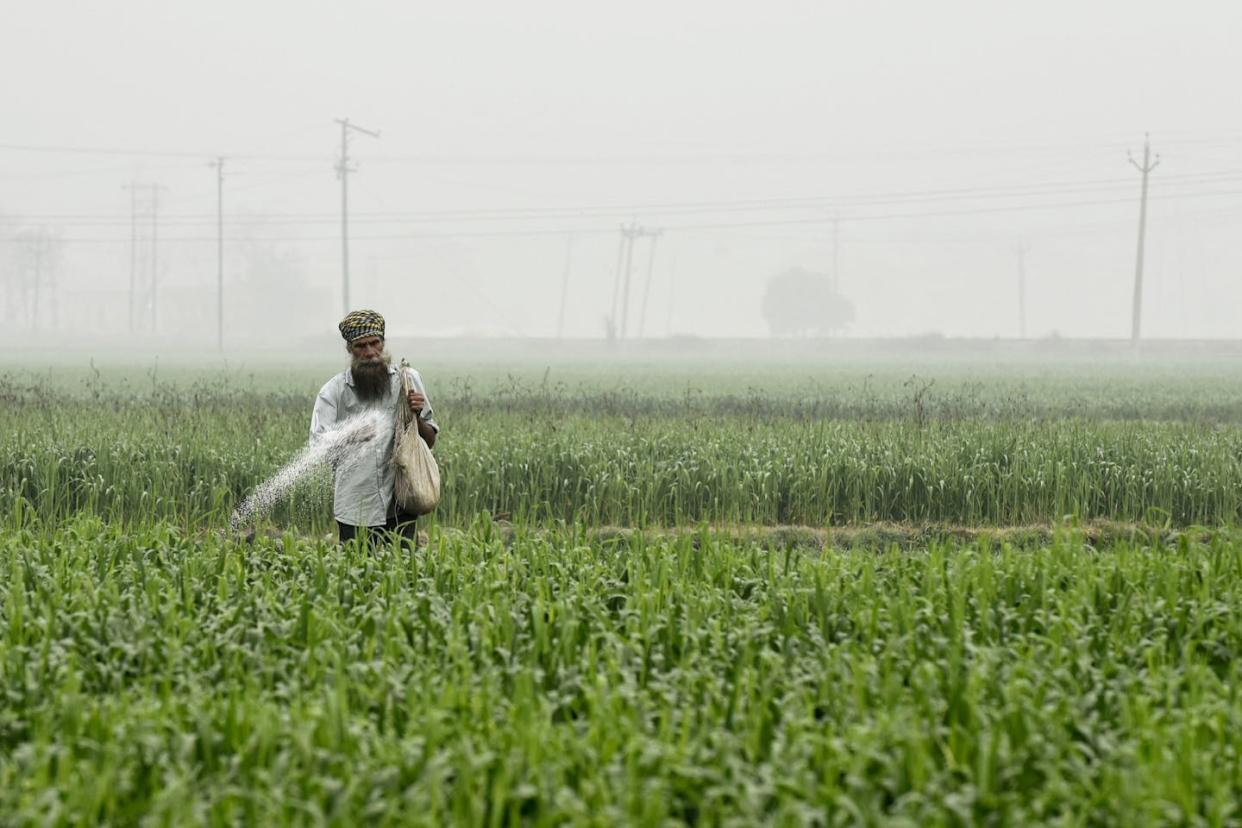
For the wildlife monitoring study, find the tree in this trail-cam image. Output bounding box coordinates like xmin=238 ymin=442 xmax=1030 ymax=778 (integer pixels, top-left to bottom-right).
xmin=761 ymin=267 xmax=854 ymax=337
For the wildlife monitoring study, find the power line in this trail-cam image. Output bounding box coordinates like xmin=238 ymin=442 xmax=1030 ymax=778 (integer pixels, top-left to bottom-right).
xmin=657 ymin=188 xmax=1242 ymax=232
xmin=0 ymin=141 xmax=325 ymax=162
xmin=2 ymin=134 xmax=1239 ymax=165
xmin=0 ymin=163 xmax=202 ymax=181
xmin=4 ymin=184 xmax=1240 ymax=245
xmin=11 ymin=169 xmax=1242 ymax=227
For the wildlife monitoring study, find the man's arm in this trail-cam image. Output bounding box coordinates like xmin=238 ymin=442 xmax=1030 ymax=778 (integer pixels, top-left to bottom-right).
xmin=416 ymin=417 xmax=437 ymax=449
xmin=404 ymin=368 xmax=438 ymax=449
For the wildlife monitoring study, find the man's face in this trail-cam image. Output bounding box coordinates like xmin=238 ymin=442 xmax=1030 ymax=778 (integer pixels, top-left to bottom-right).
xmin=348 ymin=335 xmax=391 ymax=401
xmin=349 ymin=335 xmax=384 ymax=363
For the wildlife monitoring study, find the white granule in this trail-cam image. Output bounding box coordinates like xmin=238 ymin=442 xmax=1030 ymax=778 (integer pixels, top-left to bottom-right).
xmin=229 ymin=409 xmax=391 ymax=531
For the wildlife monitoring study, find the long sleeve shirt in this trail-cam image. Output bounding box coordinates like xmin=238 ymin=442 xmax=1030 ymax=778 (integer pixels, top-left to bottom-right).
xmin=310 ymin=364 xmax=438 ymax=526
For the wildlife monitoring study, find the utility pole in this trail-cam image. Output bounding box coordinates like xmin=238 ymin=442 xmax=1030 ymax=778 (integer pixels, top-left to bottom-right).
xmin=123 ymin=183 xmax=161 ymax=334
xmin=27 ymin=227 xmax=61 ymax=332
xmin=1128 ymin=134 xmax=1159 ymax=344
xmin=831 ymin=214 xmax=840 ymax=293
xmin=619 ymin=224 xmax=640 ymax=340
xmin=335 ymin=117 xmax=380 ymax=315
xmin=31 ymin=229 xmax=43 ymax=332
xmin=609 ymin=223 xmax=666 ymax=341
xmin=210 ymin=157 xmax=225 ymax=352
xmin=48 ymin=230 xmax=59 ymax=332
xmin=637 ymin=228 xmax=663 ymax=338
xmin=126 ymin=184 xmax=137 ymax=334
xmin=150 ymin=184 xmax=160 ymax=333
xmin=614 ymin=224 xmax=665 ymax=340
xmin=608 ymin=222 xmax=632 ymax=340
xmin=1015 ymin=240 xmax=1030 ymax=339
xmin=556 ymin=233 xmax=574 ymax=339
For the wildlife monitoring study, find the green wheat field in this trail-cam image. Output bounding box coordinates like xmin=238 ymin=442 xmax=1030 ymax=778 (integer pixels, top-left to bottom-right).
xmin=2 ymin=351 xmax=1241 ymax=826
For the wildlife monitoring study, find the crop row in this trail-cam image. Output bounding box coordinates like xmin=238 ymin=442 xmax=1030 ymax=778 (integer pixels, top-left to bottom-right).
xmin=2 ymin=520 xmax=1239 ymax=824
xmin=7 ymin=363 xmax=1242 ymax=423
xmin=3 ymin=406 xmax=1242 ymax=529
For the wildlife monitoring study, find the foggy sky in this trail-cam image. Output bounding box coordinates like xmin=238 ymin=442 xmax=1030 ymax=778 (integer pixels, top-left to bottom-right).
xmin=2 ymin=0 xmax=1240 ymax=344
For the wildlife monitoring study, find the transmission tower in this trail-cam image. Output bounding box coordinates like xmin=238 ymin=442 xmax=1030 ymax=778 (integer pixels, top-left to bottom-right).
xmin=123 ymin=183 xmax=164 ymax=334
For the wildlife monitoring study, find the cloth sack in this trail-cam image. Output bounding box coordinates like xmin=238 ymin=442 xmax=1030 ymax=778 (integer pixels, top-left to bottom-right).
xmin=392 ymin=359 xmax=441 ymax=515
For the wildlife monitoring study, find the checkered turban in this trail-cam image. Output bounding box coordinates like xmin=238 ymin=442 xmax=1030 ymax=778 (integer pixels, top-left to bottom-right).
xmin=339 ymin=309 xmax=385 ymax=343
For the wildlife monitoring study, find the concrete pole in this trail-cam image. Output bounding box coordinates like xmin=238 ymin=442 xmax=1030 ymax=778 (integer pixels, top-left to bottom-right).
xmin=1129 ymin=135 xmax=1159 ymax=344
xmin=1015 ymin=240 xmax=1029 ymax=339
xmin=335 ymin=117 xmax=380 ymax=315
xmin=637 ymin=229 xmax=662 ymax=338
xmin=556 ymin=233 xmax=574 ymax=338
xmin=213 ymin=157 xmax=225 ymax=351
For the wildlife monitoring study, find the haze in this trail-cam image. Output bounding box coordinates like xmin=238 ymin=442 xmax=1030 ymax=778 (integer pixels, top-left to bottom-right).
xmin=2 ymin=0 xmax=1240 ymax=348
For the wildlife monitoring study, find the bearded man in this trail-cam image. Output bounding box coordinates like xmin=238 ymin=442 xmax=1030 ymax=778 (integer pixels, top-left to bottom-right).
xmin=310 ymin=309 xmax=439 ymax=546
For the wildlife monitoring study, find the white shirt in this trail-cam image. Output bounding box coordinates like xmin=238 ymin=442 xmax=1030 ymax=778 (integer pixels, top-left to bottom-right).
xmin=310 ymin=364 xmax=438 ymax=526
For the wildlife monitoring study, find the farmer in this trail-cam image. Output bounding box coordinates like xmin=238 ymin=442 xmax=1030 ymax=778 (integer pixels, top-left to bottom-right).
xmin=310 ymin=309 xmax=438 ymax=546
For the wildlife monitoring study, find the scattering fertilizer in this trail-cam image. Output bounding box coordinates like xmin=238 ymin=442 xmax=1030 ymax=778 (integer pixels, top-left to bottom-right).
xmin=229 ymin=409 xmax=390 ymax=531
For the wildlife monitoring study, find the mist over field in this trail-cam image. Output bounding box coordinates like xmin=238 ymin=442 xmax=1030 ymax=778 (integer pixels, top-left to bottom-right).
xmin=2 ymin=0 xmax=1241 ymax=350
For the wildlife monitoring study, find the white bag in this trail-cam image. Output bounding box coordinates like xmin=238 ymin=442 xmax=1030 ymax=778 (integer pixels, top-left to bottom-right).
xmin=392 ymin=360 xmax=441 ymax=515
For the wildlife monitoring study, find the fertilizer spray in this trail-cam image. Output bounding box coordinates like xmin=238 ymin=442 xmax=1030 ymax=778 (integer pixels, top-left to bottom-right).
xmin=229 ymin=409 xmax=391 ymax=531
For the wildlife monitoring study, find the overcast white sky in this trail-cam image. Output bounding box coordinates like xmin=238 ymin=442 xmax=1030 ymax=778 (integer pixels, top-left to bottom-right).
xmin=2 ymin=0 xmax=1241 ymax=342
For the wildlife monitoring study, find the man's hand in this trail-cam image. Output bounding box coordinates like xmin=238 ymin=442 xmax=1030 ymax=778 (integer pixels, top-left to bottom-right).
xmin=407 ymin=390 xmax=427 ymax=415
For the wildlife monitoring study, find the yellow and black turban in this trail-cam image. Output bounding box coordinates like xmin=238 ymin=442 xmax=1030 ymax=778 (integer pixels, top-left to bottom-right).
xmin=339 ymin=309 xmax=385 ymax=343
